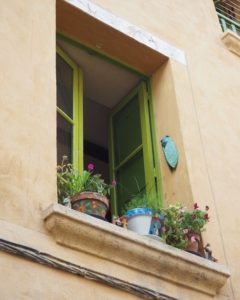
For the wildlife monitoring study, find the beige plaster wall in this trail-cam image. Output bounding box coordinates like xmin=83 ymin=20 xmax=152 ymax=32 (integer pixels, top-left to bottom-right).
xmin=0 ymin=0 xmax=56 ymax=231
xmin=0 ymin=219 xmax=216 ymax=300
xmin=0 ymin=251 xmax=141 ymax=300
xmin=151 ymin=61 xmax=194 ymax=208
xmin=0 ymin=0 xmax=239 ymax=299
xmin=91 ymin=0 xmax=240 ymax=299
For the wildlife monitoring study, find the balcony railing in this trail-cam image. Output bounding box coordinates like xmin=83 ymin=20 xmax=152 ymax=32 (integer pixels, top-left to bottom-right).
xmin=217 ymin=12 xmax=240 ymax=35
xmin=215 ymin=0 xmax=240 ymax=35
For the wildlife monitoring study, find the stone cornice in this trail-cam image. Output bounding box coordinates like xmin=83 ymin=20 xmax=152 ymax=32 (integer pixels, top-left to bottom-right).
xmin=221 ymin=30 xmax=240 ymax=57
xmin=43 ymin=204 xmax=230 ymax=296
xmin=63 ymin=0 xmax=186 ymax=65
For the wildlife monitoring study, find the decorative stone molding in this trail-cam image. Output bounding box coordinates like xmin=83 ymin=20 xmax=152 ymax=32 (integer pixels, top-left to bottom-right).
xmin=43 ymin=204 xmax=230 ymax=296
xmin=63 ymin=0 xmax=186 ymax=65
xmin=221 ymin=30 xmax=240 ymax=57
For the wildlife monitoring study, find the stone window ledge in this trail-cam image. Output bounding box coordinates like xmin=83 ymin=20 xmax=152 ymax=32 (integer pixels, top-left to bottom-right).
xmin=221 ymin=30 xmax=240 ymax=57
xmin=43 ymin=204 xmax=230 ymax=296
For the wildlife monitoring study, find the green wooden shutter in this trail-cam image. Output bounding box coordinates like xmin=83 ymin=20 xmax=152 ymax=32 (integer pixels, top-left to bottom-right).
xmin=56 ymin=46 xmax=83 ymax=172
xmin=109 ymin=82 xmax=157 ymax=215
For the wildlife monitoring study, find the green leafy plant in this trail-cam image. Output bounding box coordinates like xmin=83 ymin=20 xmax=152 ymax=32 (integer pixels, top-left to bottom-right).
xmin=122 ymin=193 xmax=161 ymax=215
xmin=161 ymin=203 xmax=210 ymax=249
xmin=182 ymin=203 xmax=209 ymax=234
xmin=57 ymin=156 xmax=116 ymax=204
xmin=161 ymin=204 xmax=188 ymax=249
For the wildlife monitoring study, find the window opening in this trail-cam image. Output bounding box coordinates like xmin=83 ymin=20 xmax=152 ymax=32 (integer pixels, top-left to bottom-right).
xmin=56 ymin=37 xmax=160 ymax=219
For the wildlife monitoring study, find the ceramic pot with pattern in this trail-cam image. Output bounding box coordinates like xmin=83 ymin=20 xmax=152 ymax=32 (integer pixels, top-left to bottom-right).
xmin=126 ymin=208 xmax=152 ymax=235
xmin=71 ymin=191 xmax=109 ymax=219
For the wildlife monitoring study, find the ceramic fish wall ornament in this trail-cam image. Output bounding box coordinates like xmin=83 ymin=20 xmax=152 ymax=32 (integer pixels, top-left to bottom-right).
xmin=161 ymin=135 xmax=179 ymax=169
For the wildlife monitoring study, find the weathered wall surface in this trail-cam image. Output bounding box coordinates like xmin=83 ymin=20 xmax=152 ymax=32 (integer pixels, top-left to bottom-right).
xmin=151 ymin=61 xmax=194 ymax=208
xmin=0 ymin=0 xmax=56 ymax=231
xmin=0 ymin=250 xmax=141 ymax=300
xmin=92 ymin=0 xmax=240 ymax=299
xmin=0 ymin=0 xmax=239 ymax=299
xmin=95 ymin=0 xmax=239 ymax=298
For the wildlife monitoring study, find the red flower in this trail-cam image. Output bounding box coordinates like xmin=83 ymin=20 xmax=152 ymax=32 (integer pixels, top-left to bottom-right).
xmin=192 ymin=214 xmax=196 ymax=220
xmin=204 ymin=213 xmax=209 ymax=220
xmin=194 ymin=203 xmax=199 ymax=209
xmin=87 ymin=163 xmax=94 ymax=172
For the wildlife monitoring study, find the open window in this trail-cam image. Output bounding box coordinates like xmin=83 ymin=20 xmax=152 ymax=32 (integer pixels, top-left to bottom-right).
xmin=56 ymin=47 xmax=83 ymax=171
xmin=109 ymin=83 xmax=157 ymax=215
xmin=56 ymin=36 xmax=161 ymax=217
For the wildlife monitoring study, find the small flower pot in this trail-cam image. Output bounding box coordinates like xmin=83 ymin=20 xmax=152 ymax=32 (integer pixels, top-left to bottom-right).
xmin=126 ymin=208 xmax=152 ymax=235
xmin=149 ymin=213 xmax=164 ymax=236
xmin=186 ymin=233 xmax=201 ymax=256
xmin=71 ymin=191 xmax=109 ymax=218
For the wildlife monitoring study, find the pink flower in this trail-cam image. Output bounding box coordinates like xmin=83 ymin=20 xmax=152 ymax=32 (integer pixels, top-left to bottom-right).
xmin=183 ymin=229 xmax=189 ymax=235
xmin=161 ymin=226 xmax=166 ymax=232
xmin=112 ymin=180 xmax=117 ymax=187
xmin=87 ymin=163 xmax=94 ymax=172
xmin=191 ymin=236 xmax=197 ymax=243
xmin=194 ymin=203 xmax=199 ymax=209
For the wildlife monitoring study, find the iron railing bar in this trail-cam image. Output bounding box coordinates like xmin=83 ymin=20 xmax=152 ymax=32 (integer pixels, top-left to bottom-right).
xmin=216 ymin=5 xmax=240 ymax=18
xmin=217 ymin=12 xmax=240 ymax=28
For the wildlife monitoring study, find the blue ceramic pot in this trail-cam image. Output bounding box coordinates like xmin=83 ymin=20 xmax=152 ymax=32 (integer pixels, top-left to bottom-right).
xmin=126 ymin=208 xmax=152 ymax=219
xmin=126 ymin=208 xmax=152 ymax=235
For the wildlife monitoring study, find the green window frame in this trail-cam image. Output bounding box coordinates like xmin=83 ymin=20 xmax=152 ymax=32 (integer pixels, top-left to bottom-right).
xmin=56 ymin=44 xmax=162 ymax=215
xmin=56 ymin=46 xmax=83 ymax=171
xmin=109 ymin=82 xmax=162 ymax=216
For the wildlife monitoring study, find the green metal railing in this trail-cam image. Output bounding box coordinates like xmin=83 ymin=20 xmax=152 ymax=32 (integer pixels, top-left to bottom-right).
xmin=217 ymin=11 xmax=240 ymax=35
xmin=214 ymin=0 xmax=240 ymax=36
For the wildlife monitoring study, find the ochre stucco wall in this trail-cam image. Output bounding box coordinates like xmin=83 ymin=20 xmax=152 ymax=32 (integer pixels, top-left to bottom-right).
xmin=151 ymin=61 xmax=194 ymax=208
xmin=0 ymin=251 xmax=141 ymax=300
xmin=0 ymin=0 xmax=239 ymax=299
xmin=91 ymin=0 xmax=240 ymax=299
xmin=0 ymin=0 xmax=57 ymax=231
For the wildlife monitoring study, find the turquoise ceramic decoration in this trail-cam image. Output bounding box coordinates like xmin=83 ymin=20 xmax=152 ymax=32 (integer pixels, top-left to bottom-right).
xmin=161 ymin=135 xmax=179 ymax=169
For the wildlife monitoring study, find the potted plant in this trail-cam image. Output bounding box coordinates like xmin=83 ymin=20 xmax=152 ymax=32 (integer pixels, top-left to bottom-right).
xmin=160 ymin=204 xmax=188 ymax=249
xmin=57 ymin=156 xmax=116 ymax=219
xmin=122 ymin=193 xmax=162 ymax=236
xmin=161 ymin=203 xmax=210 ymax=256
xmin=181 ymin=203 xmax=210 ymax=255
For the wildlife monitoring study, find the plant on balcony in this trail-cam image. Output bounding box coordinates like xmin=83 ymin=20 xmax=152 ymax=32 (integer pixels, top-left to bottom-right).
xmin=160 ymin=204 xmax=187 ymax=249
xmin=120 ymin=193 xmax=163 ymax=236
xmin=161 ymin=203 xmax=210 ymax=254
xmin=57 ymin=156 xmax=116 ymax=219
xmin=181 ymin=203 xmax=210 ymax=254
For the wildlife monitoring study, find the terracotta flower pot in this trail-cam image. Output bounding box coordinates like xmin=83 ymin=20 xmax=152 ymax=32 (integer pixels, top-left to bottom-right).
xmin=71 ymin=191 xmax=109 ymax=218
xmin=186 ymin=233 xmax=201 ymax=255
